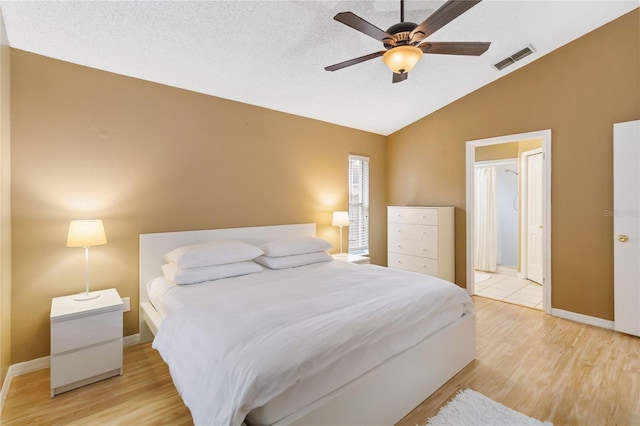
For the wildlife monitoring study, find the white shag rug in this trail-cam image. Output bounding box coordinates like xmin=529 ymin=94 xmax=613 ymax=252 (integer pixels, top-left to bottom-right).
xmin=426 ymin=389 xmax=552 ymax=426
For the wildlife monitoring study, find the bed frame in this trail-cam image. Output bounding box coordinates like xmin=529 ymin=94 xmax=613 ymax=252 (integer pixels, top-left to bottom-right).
xmin=139 ymin=223 xmax=476 ymax=426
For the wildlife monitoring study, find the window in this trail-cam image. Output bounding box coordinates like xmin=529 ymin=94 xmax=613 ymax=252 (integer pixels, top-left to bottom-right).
xmin=348 ymin=155 xmax=369 ymax=255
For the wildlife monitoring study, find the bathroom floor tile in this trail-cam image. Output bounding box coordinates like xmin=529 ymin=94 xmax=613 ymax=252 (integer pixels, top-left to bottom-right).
xmin=474 ymin=270 xmax=542 ymax=311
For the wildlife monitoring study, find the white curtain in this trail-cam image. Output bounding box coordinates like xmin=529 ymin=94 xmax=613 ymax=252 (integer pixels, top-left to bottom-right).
xmin=475 ymin=166 xmax=497 ymax=272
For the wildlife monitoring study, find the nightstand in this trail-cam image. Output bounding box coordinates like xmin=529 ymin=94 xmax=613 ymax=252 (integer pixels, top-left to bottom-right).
xmin=332 ymin=253 xmax=371 ymax=264
xmin=50 ymin=288 xmax=123 ymax=397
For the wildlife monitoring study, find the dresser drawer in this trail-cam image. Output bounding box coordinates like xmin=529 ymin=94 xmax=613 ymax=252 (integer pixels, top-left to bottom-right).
xmin=51 ymin=310 xmax=122 ymax=354
xmin=388 ymin=237 xmax=438 ymax=260
xmin=388 ymin=223 xmax=438 ymax=242
xmin=388 ymin=207 xmax=438 ymax=225
xmin=388 ymin=253 xmax=439 ymax=276
xmin=51 ymin=338 xmax=122 ymax=389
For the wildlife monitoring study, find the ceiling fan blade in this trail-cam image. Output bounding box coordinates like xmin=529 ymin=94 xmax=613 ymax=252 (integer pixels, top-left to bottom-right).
xmin=334 ymin=12 xmax=393 ymax=43
xmin=419 ymin=41 xmax=491 ymax=56
xmin=410 ymin=0 xmax=482 ymax=43
xmin=392 ymin=72 xmax=408 ymax=84
xmin=325 ymin=51 xmax=385 ymax=72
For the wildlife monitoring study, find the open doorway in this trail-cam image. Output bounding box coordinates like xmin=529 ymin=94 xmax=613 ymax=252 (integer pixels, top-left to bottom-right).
xmin=466 ymin=130 xmax=552 ymax=313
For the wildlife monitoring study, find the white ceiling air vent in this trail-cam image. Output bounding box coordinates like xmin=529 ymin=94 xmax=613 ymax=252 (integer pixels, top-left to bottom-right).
xmin=493 ymin=45 xmax=535 ymax=71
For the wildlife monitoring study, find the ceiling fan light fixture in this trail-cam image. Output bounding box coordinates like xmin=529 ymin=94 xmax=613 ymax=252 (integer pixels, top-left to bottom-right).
xmin=382 ymin=45 xmax=423 ymax=74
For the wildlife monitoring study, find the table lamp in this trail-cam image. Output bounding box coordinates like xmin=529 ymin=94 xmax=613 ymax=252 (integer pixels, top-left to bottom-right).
xmin=67 ymin=219 xmax=107 ymax=301
xmin=332 ymin=211 xmax=350 ymax=256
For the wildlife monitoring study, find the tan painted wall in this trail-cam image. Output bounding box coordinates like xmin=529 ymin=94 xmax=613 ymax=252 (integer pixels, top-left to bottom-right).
xmin=475 ymin=142 xmax=519 ymax=161
xmin=10 ymin=51 xmax=387 ymax=363
xmin=387 ymin=9 xmax=639 ymax=320
xmin=0 ymin=9 xmax=11 ymax=385
xmin=6 ymin=8 xmax=639 ymax=365
xmin=519 ymin=139 xmax=543 ymax=154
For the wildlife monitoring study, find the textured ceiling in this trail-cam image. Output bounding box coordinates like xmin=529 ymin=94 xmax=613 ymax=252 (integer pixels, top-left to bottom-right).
xmin=0 ymin=1 xmax=637 ymax=135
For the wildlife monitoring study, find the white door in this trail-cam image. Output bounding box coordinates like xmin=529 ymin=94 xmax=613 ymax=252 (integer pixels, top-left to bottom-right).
xmin=614 ymin=120 xmax=640 ymax=336
xmin=526 ymin=152 xmax=544 ymax=284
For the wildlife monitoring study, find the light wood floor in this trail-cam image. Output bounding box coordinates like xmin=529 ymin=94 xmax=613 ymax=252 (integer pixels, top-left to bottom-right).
xmin=2 ymin=296 xmax=639 ymax=425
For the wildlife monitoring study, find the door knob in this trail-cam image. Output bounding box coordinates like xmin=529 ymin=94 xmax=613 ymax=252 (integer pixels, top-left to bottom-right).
xmin=618 ymin=235 xmax=629 ymax=242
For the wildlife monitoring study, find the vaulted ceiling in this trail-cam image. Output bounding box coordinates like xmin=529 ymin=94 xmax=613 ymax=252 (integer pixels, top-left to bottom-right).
xmin=0 ymin=1 xmax=637 ymax=135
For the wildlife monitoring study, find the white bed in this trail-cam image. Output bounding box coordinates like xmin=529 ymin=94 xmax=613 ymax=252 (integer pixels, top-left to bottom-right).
xmin=139 ymin=223 xmax=476 ymax=426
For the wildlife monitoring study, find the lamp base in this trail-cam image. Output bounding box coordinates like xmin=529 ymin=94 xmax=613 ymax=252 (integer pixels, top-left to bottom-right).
xmin=74 ymin=292 xmax=101 ymax=301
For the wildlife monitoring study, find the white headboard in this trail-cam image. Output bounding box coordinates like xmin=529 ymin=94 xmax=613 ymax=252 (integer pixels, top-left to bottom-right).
xmin=139 ymin=223 xmax=316 ymax=337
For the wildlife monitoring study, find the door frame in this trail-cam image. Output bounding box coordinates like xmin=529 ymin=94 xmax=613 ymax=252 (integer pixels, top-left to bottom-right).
xmin=466 ymin=129 xmax=552 ymax=314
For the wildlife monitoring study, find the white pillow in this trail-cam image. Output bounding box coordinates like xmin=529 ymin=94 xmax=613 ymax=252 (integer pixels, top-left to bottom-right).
xmin=259 ymin=237 xmax=332 ymax=257
xmin=162 ymin=261 xmax=263 ymax=285
xmin=255 ymin=251 xmax=332 ymax=269
xmin=164 ymin=240 xmax=263 ymax=269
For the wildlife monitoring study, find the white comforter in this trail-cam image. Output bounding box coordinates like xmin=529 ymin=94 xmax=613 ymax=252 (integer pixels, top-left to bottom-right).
xmin=152 ymin=261 xmax=473 ymax=426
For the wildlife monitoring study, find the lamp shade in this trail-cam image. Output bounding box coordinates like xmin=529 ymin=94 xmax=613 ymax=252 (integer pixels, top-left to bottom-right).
xmin=332 ymin=211 xmax=350 ymax=227
xmin=66 ymin=220 xmax=107 ymax=247
xmin=382 ymin=45 xmax=423 ymax=74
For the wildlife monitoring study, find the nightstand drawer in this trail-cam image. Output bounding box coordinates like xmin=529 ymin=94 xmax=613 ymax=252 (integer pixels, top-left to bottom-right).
xmin=51 ymin=310 xmax=122 ymax=354
xmin=388 ymin=253 xmax=438 ymax=276
xmin=51 ymin=338 xmax=122 ymax=389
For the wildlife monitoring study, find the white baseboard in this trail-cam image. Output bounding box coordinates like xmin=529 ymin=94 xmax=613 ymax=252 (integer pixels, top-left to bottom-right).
xmin=8 ymin=355 xmax=51 ymax=376
xmin=0 ymin=333 xmax=142 ymax=415
xmin=124 ymin=333 xmax=141 ymax=347
xmin=0 ymin=355 xmax=49 ymax=414
xmin=551 ymin=308 xmax=615 ymax=330
xmin=0 ymin=371 xmax=11 ymax=415
xmin=496 ymin=265 xmax=517 ymax=277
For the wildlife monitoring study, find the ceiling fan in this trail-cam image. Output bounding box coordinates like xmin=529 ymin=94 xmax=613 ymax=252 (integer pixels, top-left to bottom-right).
xmin=324 ymin=0 xmax=491 ymax=83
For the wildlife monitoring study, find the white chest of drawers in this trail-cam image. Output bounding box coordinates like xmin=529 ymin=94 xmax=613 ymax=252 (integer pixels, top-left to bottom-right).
xmin=50 ymin=288 xmax=123 ymax=397
xmin=387 ymin=206 xmax=455 ymax=282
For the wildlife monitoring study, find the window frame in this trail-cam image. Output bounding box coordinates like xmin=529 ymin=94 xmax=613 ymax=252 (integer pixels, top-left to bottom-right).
xmin=348 ymin=155 xmax=370 ymax=255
